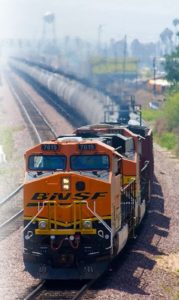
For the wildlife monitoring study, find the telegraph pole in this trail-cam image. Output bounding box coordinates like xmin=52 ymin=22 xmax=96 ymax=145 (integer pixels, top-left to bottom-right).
xmin=153 ymin=57 xmax=156 ymax=95
xmin=97 ymin=24 xmax=104 ymax=55
xmin=122 ymin=35 xmax=127 ymax=85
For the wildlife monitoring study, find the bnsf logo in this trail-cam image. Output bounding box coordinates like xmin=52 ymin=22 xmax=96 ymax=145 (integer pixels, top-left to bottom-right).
xmin=31 ymin=192 xmax=107 ymax=201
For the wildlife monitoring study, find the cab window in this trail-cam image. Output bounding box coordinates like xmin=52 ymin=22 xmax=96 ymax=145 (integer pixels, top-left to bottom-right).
xmin=28 ymin=155 xmax=66 ymax=170
xmin=70 ymin=155 xmax=109 ymax=170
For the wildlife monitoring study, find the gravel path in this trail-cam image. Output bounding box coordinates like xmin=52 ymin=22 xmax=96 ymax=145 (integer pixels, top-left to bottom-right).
xmin=0 ymin=71 xmax=178 ymax=300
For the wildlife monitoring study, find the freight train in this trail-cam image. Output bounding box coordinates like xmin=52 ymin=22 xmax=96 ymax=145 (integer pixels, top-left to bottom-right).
xmin=23 ymin=120 xmax=153 ymax=280
xmin=9 ymin=58 xmax=113 ymax=125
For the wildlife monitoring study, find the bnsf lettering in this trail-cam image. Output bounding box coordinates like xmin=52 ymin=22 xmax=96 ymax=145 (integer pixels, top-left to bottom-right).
xmin=49 ymin=193 xmax=71 ymax=200
xmin=73 ymin=192 xmax=90 ymax=200
xmin=32 ymin=193 xmax=49 ymax=200
xmin=58 ymin=193 xmax=71 ymax=200
xmin=91 ymin=192 xmax=107 ymax=200
xmin=31 ymin=192 xmax=107 ymax=201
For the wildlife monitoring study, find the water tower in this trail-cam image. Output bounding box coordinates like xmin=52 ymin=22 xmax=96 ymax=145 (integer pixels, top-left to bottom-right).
xmin=42 ymin=12 xmax=56 ymax=42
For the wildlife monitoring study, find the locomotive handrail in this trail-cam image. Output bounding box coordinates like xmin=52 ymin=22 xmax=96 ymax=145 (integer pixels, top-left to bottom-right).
xmin=22 ymin=199 xmax=112 ymax=250
xmin=83 ymin=200 xmax=112 ymax=233
xmin=83 ymin=200 xmax=113 ymax=251
xmin=115 ymin=146 xmax=122 ymax=151
xmin=140 ymin=160 xmax=150 ymax=203
xmin=121 ymin=178 xmax=136 ymax=192
xmin=22 ymin=200 xmax=50 ymax=233
xmin=121 ymin=179 xmax=136 ymax=228
xmin=141 ymin=160 xmax=150 ymax=173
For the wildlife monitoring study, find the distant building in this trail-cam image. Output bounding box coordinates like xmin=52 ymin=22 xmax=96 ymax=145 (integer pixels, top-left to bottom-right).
xmin=147 ymin=79 xmax=171 ymax=93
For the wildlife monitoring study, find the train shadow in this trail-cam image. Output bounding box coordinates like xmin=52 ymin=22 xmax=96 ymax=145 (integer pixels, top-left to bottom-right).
xmin=93 ymin=175 xmax=170 ymax=296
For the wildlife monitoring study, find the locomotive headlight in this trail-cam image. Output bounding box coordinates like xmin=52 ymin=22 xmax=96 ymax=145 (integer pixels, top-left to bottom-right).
xmin=62 ymin=178 xmax=70 ymax=190
xmin=69 ymin=235 xmax=75 ymax=241
xmin=83 ymin=220 xmax=92 ymax=229
xmin=39 ymin=220 xmax=47 ymax=229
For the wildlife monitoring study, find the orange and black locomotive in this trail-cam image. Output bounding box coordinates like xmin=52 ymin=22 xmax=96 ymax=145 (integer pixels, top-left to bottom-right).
xmin=23 ymin=121 xmax=153 ymax=279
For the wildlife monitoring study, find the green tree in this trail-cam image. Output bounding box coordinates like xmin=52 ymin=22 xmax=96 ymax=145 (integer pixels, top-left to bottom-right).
xmin=164 ymin=92 xmax=179 ymax=130
xmin=164 ymin=46 xmax=179 ymax=83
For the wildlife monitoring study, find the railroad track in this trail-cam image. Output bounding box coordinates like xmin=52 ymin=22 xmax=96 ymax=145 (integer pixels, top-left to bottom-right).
xmin=24 ymin=279 xmax=96 ymax=300
xmin=0 ymin=186 xmax=23 ymax=241
xmin=0 ymin=73 xmax=59 ymax=240
xmin=10 ymin=65 xmax=88 ymax=128
xmin=6 ymin=72 xmax=57 ymax=143
xmin=1 ymin=71 xmax=102 ymax=298
xmin=1 ymin=68 xmax=84 ymax=240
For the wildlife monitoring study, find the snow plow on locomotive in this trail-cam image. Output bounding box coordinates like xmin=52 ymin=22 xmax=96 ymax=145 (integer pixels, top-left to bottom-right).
xmin=23 ymin=122 xmax=153 ymax=280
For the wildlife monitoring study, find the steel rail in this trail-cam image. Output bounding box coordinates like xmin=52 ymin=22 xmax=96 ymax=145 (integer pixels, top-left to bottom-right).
xmin=24 ymin=90 xmax=57 ymax=138
xmin=1 ymin=72 xmax=58 ymax=209
xmin=12 ymin=66 xmax=87 ymax=127
xmin=24 ymin=279 xmax=97 ymax=300
xmin=0 ymin=73 xmax=58 ymax=235
xmin=24 ymin=281 xmax=46 ymax=300
xmin=7 ymin=76 xmax=42 ymax=144
xmin=0 ymin=209 xmax=23 ymax=230
xmin=72 ymin=278 xmax=97 ymax=300
xmin=0 ymin=184 xmax=23 ymax=206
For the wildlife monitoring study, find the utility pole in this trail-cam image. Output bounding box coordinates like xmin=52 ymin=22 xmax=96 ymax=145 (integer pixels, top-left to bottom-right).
xmin=122 ymin=35 xmax=127 ymax=84
xmin=97 ymin=24 xmax=103 ymax=55
xmin=121 ymin=35 xmax=127 ymax=98
xmin=153 ymin=57 xmax=156 ymax=96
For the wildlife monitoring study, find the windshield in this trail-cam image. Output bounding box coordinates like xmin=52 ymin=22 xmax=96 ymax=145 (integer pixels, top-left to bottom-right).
xmin=70 ymin=155 xmax=109 ymax=171
xmin=28 ymin=155 xmax=66 ymax=171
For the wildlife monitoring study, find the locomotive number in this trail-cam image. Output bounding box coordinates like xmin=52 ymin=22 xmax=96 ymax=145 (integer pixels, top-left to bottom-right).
xmin=78 ymin=144 xmax=96 ymax=151
xmin=41 ymin=144 xmax=59 ymax=151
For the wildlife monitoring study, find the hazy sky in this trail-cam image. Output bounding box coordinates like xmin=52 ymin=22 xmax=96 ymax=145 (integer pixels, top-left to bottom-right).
xmin=0 ymin=0 xmax=179 ymax=43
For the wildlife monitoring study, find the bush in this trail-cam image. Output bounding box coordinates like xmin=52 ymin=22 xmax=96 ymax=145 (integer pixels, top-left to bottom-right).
xmin=142 ymin=108 xmax=163 ymax=122
xmin=0 ymin=127 xmax=13 ymax=160
xmin=163 ymin=92 xmax=179 ymax=130
xmin=158 ymin=132 xmax=176 ymax=150
xmin=154 ymin=118 xmax=167 ymax=136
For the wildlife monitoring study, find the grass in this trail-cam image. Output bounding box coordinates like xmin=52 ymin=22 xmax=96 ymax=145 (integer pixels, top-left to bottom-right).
xmin=173 ymin=291 xmax=179 ymax=300
xmin=0 ymin=126 xmax=13 ymax=160
xmin=155 ymin=255 xmax=163 ymax=259
xmin=157 ymin=132 xmax=177 ymax=150
xmin=142 ymin=108 xmax=179 ymax=156
xmin=162 ymin=285 xmax=179 ymax=299
xmin=162 ymin=285 xmax=173 ymax=295
xmin=0 ymin=167 xmax=9 ymax=175
xmin=0 ymin=125 xmax=24 ymax=161
xmin=142 ymin=108 xmax=163 ymax=122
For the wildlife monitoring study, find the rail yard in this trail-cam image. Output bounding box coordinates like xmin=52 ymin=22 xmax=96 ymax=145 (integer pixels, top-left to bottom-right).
xmin=0 ymin=63 xmax=179 ymax=300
